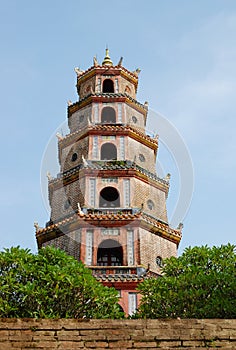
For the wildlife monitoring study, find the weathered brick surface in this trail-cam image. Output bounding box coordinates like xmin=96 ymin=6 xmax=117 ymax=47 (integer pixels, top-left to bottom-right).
xmin=132 ymin=178 xmax=168 ymax=223
xmin=0 ymin=319 xmax=235 ymax=349
xmin=139 ymin=228 xmax=177 ymax=274
xmin=127 ymin=138 xmax=156 ymax=173
xmin=49 ymin=176 xmax=85 ymax=221
xmin=69 ymin=105 xmax=92 ymax=133
xmin=124 ymin=104 xmax=145 ymax=132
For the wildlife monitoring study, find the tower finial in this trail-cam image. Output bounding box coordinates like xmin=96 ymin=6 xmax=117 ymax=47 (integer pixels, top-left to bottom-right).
xmin=102 ymin=47 xmax=113 ymax=66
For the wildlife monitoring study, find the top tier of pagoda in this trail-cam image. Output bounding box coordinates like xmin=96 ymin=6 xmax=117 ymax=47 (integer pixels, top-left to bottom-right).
xmin=67 ymin=49 xmax=149 ymax=134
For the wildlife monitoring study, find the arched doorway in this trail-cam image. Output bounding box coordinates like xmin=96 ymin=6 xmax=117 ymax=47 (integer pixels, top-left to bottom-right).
xmin=101 ymin=143 xmax=117 ymax=160
xmin=97 ymin=239 xmax=123 ymax=266
xmin=99 ymin=187 xmax=120 ymax=207
xmin=101 ymin=106 xmax=116 ymax=123
xmin=103 ymin=79 xmax=114 ymax=93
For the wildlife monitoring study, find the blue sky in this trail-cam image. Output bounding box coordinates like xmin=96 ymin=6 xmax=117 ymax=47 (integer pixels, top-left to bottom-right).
xmin=0 ymin=0 xmax=235 ymax=254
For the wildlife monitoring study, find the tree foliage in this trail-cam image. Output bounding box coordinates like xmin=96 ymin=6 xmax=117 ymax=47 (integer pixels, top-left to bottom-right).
xmin=137 ymin=244 xmax=236 ymax=318
xmin=0 ymin=246 xmax=123 ymax=319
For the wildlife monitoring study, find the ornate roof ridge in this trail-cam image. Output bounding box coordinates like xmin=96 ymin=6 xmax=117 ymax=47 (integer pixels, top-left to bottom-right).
xmin=48 ymin=160 xmax=169 ymax=188
xmin=35 ymin=210 xmax=141 ymax=235
xmin=92 ymin=124 xmax=157 ymax=144
xmin=35 ymin=210 xmax=181 ymax=246
xmin=35 ymin=208 xmax=181 ymax=240
xmin=76 ymin=64 xmax=138 ymax=82
xmin=141 ymin=211 xmax=168 ymax=225
xmin=59 ymin=123 xmax=157 ymax=146
xmin=94 ymin=274 xmax=144 ymax=282
xmin=36 ymin=212 xmax=78 ymax=234
xmin=68 ymin=93 xmax=146 ymax=113
xmin=140 ymin=212 xmax=182 ymax=238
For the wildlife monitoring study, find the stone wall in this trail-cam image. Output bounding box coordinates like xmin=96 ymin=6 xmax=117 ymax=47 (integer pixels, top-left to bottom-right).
xmin=0 ymin=319 xmax=235 ymax=349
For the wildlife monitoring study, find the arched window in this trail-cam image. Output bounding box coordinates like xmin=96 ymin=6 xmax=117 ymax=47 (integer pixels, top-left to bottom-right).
xmin=71 ymin=152 xmax=78 ymax=162
xmin=101 ymin=106 xmax=116 ymax=123
xmin=99 ymin=187 xmax=120 ymax=207
xmin=103 ymin=79 xmax=114 ymax=93
xmin=63 ymin=199 xmax=71 ymax=210
xmin=156 ymin=256 xmax=163 ymax=267
xmin=101 ymin=143 xmax=117 ymax=160
xmin=147 ymin=199 xmax=155 ymax=210
xmin=97 ymin=239 xmax=123 ymax=266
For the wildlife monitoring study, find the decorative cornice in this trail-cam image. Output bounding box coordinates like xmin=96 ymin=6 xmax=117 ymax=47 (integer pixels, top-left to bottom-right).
xmin=48 ymin=160 xmax=169 ymax=194
xmin=92 ymin=271 xmax=158 ymax=286
xmin=68 ymin=93 xmax=147 ymax=117
xmin=140 ymin=212 xmax=182 ymax=244
xmin=59 ymin=124 xmax=157 ymax=150
xmin=76 ymin=65 xmax=138 ymax=88
xmin=96 ymin=279 xmax=142 ymax=289
xmin=35 ymin=209 xmax=181 ymax=246
xmin=94 ymin=274 xmax=144 ymax=283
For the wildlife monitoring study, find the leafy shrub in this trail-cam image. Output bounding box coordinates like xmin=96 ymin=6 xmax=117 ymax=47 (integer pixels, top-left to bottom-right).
xmin=0 ymin=246 xmax=123 ymax=319
xmin=137 ymin=244 xmax=236 ymax=318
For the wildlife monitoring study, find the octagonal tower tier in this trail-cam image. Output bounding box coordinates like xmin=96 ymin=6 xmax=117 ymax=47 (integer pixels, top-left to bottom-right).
xmin=35 ymin=50 xmax=182 ymax=315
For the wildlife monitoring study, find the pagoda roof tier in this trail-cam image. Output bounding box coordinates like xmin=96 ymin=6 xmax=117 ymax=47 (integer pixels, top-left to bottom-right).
xmin=76 ymin=65 xmax=139 ymax=91
xmin=89 ymin=266 xmax=159 ymax=283
xmin=49 ymin=160 xmax=169 ymax=194
xmin=68 ymin=93 xmax=147 ymax=117
xmin=59 ymin=123 xmax=158 ymax=150
xmin=94 ymin=268 xmax=159 ymax=288
xmin=94 ymin=274 xmax=144 ymax=283
xmin=35 ymin=210 xmax=182 ymax=247
xmin=95 ymin=279 xmax=142 ymax=290
xmin=141 ymin=212 xmax=182 ymax=244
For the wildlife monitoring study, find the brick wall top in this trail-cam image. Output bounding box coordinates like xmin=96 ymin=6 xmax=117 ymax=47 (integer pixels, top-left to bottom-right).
xmin=0 ymin=318 xmax=235 ymax=349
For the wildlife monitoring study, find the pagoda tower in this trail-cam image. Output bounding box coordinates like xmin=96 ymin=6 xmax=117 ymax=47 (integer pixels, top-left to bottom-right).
xmin=35 ymin=50 xmax=182 ymax=315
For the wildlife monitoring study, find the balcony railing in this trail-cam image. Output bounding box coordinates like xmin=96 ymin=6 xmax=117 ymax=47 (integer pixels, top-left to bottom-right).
xmin=94 ymin=122 xmax=124 ymax=126
xmin=88 ymin=266 xmax=147 ymax=276
xmin=84 ymin=208 xmax=140 ymax=215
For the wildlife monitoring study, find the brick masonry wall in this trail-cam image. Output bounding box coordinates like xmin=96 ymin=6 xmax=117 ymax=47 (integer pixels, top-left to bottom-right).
xmin=126 ymin=138 xmax=156 ymax=173
xmin=119 ymin=76 xmax=136 ymax=99
xmin=42 ymin=230 xmax=81 ymax=260
xmin=132 ymin=178 xmax=168 ymax=223
xmin=68 ymin=106 xmax=92 ymax=133
xmin=50 ymin=176 xmax=85 ymax=221
xmin=0 ymin=319 xmax=235 ymax=349
xmin=124 ymin=104 xmax=145 ymax=132
xmin=139 ymin=228 xmax=177 ymax=274
xmin=60 ymin=137 xmax=89 ymax=172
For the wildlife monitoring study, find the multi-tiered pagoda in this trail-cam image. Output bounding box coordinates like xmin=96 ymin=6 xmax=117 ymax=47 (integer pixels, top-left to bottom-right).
xmin=35 ymin=49 xmax=182 ymax=315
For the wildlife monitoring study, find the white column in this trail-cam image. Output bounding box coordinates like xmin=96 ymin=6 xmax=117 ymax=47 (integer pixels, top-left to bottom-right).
xmin=92 ymin=136 xmax=98 ymax=159
xmin=89 ymin=178 xmax=96 ymax=207
xmin=94 ymin=103 xmax=99 ymax=123
xmin=127 ymin=230 xmax=134 ymax=265
xmin=123 ymin=179 xmax=130 ymax=207
xmin=128 ymin=293 xmax=137 ymax=316
xmin=118 ymin=103 xmax=122 ymax=122
xmin=85 ymin=230 xmax=93 ymax=266
xmin=119 ymin=136 xmax=125 ymax=160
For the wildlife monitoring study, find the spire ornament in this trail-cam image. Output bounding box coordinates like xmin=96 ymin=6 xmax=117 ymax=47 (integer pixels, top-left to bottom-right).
xmin=117 ymin=56 xmax=123 ymax=66
xmin=102 ymin=48 xmax=113 ymax=66
xmin=93 ymin=56 xmax=99 ymax=66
